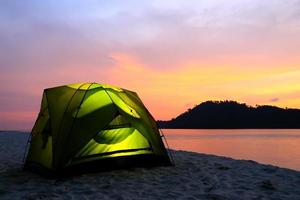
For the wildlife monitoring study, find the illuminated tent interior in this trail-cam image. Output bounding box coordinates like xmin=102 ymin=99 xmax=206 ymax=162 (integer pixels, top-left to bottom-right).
xmin=24 ymin=83 xmax=172 ymax=176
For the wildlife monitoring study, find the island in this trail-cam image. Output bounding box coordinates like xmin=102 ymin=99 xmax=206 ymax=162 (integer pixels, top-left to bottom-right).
xmin=158 ymin=101 xmax=300 ymax=129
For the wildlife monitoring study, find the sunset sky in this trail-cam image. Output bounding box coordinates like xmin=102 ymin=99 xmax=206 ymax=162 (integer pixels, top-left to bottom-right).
xmin=1 ymin=0 xmax=300 ymax=130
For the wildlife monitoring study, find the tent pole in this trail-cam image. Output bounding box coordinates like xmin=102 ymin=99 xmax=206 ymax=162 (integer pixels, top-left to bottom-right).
xmin=159 ymin=129 xmax=175 ymax=165
xmin=22 ymin=133 xmax=32 ymax=168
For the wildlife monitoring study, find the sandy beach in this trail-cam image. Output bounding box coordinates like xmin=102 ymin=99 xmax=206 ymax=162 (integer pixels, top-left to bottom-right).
xmin=1 ymin=131 xmax=300 ymax=200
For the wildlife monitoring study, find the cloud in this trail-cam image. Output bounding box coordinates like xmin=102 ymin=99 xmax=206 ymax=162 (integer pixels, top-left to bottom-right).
xmin=270 ymin=98 xmax=279 ymax=102
xmin=1 ymin=0 xmax=300 ymax=129
xmin=2 ymin=0 xmax=300 ymax=71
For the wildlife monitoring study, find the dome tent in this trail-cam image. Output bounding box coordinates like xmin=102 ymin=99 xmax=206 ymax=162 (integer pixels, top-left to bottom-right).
xmin=24 ymin=83 xmax=172 ymax=176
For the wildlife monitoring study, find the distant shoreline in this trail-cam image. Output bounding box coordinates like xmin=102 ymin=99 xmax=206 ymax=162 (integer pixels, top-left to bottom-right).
xmin=160 ymin=128 xmax=300 ymax=130
xmin=3 ymin=128 xmax=300 ymax=134
xmin=0 ymin=130 xmax=30 ymax=133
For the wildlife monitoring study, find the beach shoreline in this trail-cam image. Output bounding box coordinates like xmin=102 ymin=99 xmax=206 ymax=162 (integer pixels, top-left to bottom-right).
xmin=1 ymin=131 xmax=300 ymax=200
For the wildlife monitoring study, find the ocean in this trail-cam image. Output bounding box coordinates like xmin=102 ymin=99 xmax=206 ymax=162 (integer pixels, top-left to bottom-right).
xmin=163 ymin=129 xmax=300 ymax=171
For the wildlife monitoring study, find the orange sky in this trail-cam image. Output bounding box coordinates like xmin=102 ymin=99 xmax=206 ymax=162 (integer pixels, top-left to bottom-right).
xmin=1 ymin=0 xmax=300 ymax=130
xmin=107 ymin=53 xmax=300 ymax=119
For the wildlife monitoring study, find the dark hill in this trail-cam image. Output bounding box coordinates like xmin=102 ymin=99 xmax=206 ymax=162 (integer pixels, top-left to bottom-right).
xmin=157 ymin=101 xmax=300 ymax=129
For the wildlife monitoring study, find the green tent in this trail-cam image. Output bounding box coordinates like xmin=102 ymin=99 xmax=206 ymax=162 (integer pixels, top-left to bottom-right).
xmin=24 ymin=83 xmax=172 ymax=176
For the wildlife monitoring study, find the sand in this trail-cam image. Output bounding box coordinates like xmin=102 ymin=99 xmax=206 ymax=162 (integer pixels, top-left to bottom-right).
xmin=1 ymin=131 xmax=300 ymax=200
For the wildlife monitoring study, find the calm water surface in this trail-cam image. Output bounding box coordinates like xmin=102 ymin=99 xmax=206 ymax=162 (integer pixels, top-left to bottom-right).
xmin=163 ymin=129 xmax=300 ymax=171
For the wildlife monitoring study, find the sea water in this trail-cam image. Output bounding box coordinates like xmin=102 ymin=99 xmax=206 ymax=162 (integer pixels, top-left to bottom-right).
xmin=163 ymin=129 xmax=300 ymax=171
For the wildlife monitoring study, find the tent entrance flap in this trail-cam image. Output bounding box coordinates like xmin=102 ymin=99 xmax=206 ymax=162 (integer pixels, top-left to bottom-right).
xmin=73 ymin=127 xmax=152 ymax=159
xmin=73 ymin=147 xmax=153 ymax=161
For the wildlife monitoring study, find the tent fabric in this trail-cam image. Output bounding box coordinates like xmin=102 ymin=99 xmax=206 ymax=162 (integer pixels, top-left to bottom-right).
xmin=24 ymin=83 xmax=171 ymax=176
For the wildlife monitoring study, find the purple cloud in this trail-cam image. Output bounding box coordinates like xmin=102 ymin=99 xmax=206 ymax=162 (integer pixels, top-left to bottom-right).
xmin=270 ymin=98 xmax=279 ymax=102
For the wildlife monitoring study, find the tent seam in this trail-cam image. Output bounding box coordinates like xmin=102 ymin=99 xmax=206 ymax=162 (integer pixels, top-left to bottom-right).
xmin=54 ymin=83 xmax=87 ymax=169
xmin=61 ymin=82 xmax=95 ymax=167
